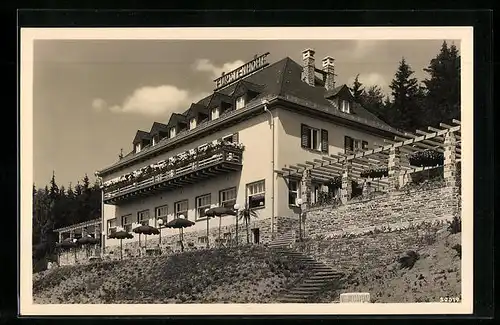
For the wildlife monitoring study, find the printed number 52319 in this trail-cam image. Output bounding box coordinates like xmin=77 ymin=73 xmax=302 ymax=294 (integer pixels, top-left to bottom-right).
xmin=440 ymin=297 xmax=461 ymax=303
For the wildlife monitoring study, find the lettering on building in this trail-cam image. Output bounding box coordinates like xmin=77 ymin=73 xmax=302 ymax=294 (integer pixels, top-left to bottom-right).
xmin=214 ymin=52 xmax=270 ymax=90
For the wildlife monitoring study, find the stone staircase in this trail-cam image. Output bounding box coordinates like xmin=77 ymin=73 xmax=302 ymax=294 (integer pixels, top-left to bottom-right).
xmin=268 ymin=232 xmax=344 ymax=303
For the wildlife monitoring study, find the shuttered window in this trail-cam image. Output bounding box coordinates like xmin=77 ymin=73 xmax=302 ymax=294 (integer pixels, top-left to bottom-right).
xmin=301 ymin=124 xmax=328 ymax=153
xmin=344 ymin=136 xmax=354 ymax=153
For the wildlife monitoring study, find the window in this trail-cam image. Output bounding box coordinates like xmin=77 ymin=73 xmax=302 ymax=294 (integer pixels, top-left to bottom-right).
xmin=301 ymin=124 xmax=328 ymax=153
xmin=137 ymin=209 xmax=150 ymax=226
xmin=121 ymin=214 xmax=133 ymax=232
xmin=288 ymin=179 xmax=300 ymax=206
xmin=341 ymin=100 xmax=351 ymax=113
xmin=344 ymin=136 xmax=353 ymax=153
xmin=169 ymin=127 xmax=176 ymax=138
xmin=152 ymin=136 xmax=158 ymax=146
xmin=107 ymin=218 xmax=116 ymax=236
xmin=135 ymin=143 xmax=141 ymax=153
xmin=174 ymin=200 xmax=188 ymax=218
xmin=155 ymin=205 xmax=168 ymax=222
xmin=195 ymin=194 xmax=211 ymax=220
xmin=211 ymin=107 xmax=220 ymax=120
xmin=247 ymin=180 xmax=265 ymax=209
xmin=345 ymin=136 xmax=367 ymax=153
xmin=220 ymin=187 xmax=237 ymax=208
xmin=236 ymin=96 xmax=245 ymax=109
xmin=189 ymin=118 xmax=197 ymax=130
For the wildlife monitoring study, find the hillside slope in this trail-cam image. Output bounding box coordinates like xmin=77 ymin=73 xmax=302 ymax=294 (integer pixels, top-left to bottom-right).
xmin=33 ymin=245 xmax=312 ymax=304
xmin=312 ymin=229 xmax=462 ymax=303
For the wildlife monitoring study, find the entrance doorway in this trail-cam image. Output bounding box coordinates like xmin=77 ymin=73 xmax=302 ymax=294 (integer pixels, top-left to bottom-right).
xmin=251 ymin=228 xmax=260 ymax=244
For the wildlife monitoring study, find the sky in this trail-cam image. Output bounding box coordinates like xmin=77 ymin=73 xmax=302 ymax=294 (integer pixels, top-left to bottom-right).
xmin=32 ymin=38 xmax=460 ymax=188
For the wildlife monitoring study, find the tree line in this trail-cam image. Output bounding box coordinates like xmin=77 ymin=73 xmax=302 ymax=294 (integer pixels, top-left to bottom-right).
xmin=351 ymin=41 xmax=460 ymax=132
xmin=32 ymin=172 xmax=101 ymax=263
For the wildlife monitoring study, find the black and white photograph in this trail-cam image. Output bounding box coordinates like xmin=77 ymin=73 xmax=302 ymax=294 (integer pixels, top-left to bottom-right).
xmin=20 ymin=27 xmax=473 ymax=315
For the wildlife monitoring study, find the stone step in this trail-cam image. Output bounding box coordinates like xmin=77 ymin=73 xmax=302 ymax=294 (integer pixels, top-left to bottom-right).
xmin=289 ymin=286 xmax=322 ymax=293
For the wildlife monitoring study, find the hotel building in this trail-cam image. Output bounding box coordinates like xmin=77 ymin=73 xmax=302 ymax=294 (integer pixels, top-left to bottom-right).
xmin=94 ymin=48 xmax=400 ymax=250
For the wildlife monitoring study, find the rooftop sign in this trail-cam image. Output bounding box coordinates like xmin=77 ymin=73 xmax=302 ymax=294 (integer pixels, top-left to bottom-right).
xmin=214 ymin=52 xmax=270 ymax=90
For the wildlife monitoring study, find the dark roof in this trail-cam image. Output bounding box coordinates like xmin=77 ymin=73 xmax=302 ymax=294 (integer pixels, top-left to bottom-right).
xmin=185 ymin=103 xmax=209 ymax=119
xmin=149 ymin=122 xmax=169 ymax=136
xmin=324 ymin=85 xmax=345 ymax=98
xmin=102 ymin=56 xmax=397 ymax=174
xmin=133 ymin=130 xmax=151 ymax=144
xmin=167 ymin=113 xmax=187 ymax=128
xmin=232 ymin=80 xmax=265 ymax=96
xmin=206 ymin=92 xmax=233 ymax=109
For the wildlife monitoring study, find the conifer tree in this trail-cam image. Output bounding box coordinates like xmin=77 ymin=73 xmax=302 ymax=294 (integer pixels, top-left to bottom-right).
xmin=422 ymin=41 xmax=461 ymax=126
xmin=388 ymin=57 xmax=421 ymax=131
xmin=351 ymin=74 xmax=364 ymax=103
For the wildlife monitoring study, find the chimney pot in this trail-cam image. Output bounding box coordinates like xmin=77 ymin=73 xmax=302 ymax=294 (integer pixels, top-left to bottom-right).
xmin=322 ymin=56 xmax=336 ymax=91
xmin=302 ymin=48 xmax=316 ymax=86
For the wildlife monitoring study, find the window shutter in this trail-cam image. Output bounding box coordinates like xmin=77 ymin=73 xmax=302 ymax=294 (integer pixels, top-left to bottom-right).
xmin=232 ymin=132 xmax=239 ymax=143
xmin=344 ymin=136 xmax=354 ymax=153
xmin=321 ymin=129 xmax=329 ymax=153
xmin=301 ymin=124 xmax=310 ymax=148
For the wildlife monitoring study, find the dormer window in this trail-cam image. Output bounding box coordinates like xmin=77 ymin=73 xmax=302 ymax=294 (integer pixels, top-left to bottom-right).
xmin=135 ymin=143 xmax=141 ymax=153
xmin=340 ymin=100 xmax=350 ymax=113
xmin=236 ymin=96 xmax=245 ymax=109
xmin=169 ymin=127 xmax=177 ymax=138
xmin=189 ymin=118 xmax=197 ymax=130
xmin=211 ymin=107 xmax=220 ymax=120
xmin=152 ymin=136 xmax=158 ymax=146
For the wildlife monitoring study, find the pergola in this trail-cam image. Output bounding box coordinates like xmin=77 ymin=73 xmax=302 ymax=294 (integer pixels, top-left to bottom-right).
xmin=276 ymin=120 xmax=462 ymax=195
xmin=53 ymin=218 xmax=102 ymax=243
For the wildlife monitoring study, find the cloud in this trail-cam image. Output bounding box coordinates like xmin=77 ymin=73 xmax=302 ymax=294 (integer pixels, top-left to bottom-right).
xmin=91 ymin=98 xmax=107 ymax=112
xmin=348 ymin=73 xmax=388 ymax=89
xmin=94 ymin=85 xmax=209 ymax=117
xmin=194 ymin=59 xmax=245 ymax=78
xmin=352 ymin=40 xmax=380 ymax=59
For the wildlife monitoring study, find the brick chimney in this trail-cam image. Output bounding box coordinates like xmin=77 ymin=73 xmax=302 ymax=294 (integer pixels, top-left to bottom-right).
xmin=302 ymin=48 xmax=316 ymax=86
xmin=322 ymin=56 xmax=335 ymax=91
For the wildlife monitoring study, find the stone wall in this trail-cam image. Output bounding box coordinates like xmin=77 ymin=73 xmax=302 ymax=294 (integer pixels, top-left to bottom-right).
xmin=304 ymin=181 xmax=460 ymax=239
xmin=295 ymin=218 xmax=451 ymax=274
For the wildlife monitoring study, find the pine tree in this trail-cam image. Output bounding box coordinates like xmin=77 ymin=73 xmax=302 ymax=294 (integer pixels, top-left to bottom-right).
xmin=361 ymin=85 xmax=385 ymax=119
xmin=351 ymin=74 xmax=364 ymax=103
xmin=422 ymin=41 xmax=461 ymax=126
xmin=389 ymin=57 xmax=421 ymax=131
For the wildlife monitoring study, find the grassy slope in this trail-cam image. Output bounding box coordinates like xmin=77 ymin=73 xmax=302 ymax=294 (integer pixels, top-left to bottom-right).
xmin=313 ymin=229 xmax=462 ymax=303
xmin=33 ymin=245 xmax=312 ymax=304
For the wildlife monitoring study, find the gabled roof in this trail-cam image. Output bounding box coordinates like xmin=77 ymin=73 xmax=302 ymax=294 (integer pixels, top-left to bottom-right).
xmin=185 ymin=103 xmax=209 ymax=119
xmin=100 ymin=56 xmax=398 ymax=175
xmin=167 ymin=113 xmax=188 ymax=128
xmin=149 ymin=122 xmax=169 ymax=136
xmin=231 ymin=80 xmax=265 ymax=97
xmin=206 ymin=92 xmax=233 ymax=109
xmin=133 ymin=130 xmax=151 ymax=144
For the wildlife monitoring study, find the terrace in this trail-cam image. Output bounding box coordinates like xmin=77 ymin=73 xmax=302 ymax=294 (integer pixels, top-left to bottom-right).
xmin=103 ymin=140 xmax=244 ymax=204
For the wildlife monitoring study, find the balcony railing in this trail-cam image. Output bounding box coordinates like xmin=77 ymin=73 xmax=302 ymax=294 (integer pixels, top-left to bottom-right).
xmin=103 ymin=145 xmax=243 ymax=203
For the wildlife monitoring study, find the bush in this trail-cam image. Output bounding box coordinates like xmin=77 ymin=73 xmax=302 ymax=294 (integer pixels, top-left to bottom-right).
xmin=398 ymin=251 xmax=420 ymax=270
xmin=408 ymin=150 xmax=444 ymax=167
xmin=447 ymin=216 xmax=462 ymax=234
xmin=360 ymin=167 xmax=389 ymax=179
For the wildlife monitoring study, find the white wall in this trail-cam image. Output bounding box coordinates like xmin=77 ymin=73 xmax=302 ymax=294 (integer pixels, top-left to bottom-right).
xmin=274 ymin=107 xmax=390 ymax=217
xmin=103 ymin=113 xmax=275 ymax=247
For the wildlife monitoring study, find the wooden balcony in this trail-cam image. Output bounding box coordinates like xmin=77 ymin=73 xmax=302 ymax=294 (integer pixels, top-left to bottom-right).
xmin=103 ymin=146 xmax=243 ymax=204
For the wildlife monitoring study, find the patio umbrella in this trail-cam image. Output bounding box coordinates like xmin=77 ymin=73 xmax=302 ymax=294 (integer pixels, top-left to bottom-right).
xmin=205 ymin=206 xmax=237 ymax=246
xmin=77 ymin=235 xmax=94 ymax=258
xmin=133 ymin=225 xmax=160 ymax=252
xmin=108 ymin=230 xmax=134 ymax=260
xmin=165 ymin=218 xmax=195 ymax=252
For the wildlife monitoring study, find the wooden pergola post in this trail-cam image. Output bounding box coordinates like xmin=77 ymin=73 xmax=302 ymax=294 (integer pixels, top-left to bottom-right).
xmin=388 ymin=147 xmax=401 ymax=192
xmin=443 ymin=131 xmax=458 ymax=188
xmin=341 ymin=161 xmax=352 ymax=204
